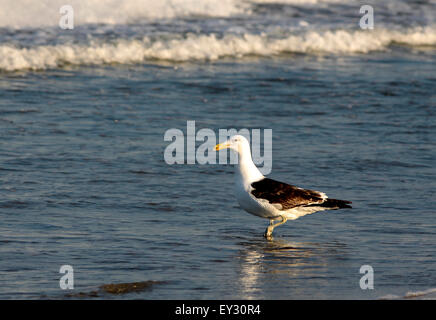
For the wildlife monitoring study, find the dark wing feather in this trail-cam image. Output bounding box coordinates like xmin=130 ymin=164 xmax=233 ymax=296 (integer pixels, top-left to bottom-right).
xmin=307 ymin=198 xmax=352 ymax=209
xmin=251 ymin=178 xmax=325 ymax=210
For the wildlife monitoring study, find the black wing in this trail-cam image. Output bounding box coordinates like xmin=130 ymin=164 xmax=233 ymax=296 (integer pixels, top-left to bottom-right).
xmin=251 ymin=178 xmax=352 ymax=210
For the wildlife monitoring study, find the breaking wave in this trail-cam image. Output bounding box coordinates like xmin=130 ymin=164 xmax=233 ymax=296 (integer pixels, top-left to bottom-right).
xmin=0 ymin=0 xmax=249 ymax=28
xmin=0 ymin=0 xmax=360 ymax=28
xmin=1 ymin=27 xmax=436 ymax=71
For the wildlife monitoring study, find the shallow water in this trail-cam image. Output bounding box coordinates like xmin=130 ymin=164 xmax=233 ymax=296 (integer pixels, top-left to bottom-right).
xmin=0 ymin=0 xmax=436 ymax=300
xmin=1 ymin=53 xmax=435 ymax=299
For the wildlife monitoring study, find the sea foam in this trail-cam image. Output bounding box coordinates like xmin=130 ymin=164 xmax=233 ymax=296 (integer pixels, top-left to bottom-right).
xmin=0 ymin=0 xmax=249 ymax=28
xmin=1 ymin=27 xmax=436 ymax=72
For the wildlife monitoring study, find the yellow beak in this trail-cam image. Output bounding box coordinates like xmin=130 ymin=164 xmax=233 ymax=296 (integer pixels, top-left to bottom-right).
xmin=215 ymin=142 xmax=230 ymax=151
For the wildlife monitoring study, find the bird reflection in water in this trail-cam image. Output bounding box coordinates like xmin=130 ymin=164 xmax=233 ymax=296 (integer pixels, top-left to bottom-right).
xmin=236 ymin=237 xmax=347 ymax=299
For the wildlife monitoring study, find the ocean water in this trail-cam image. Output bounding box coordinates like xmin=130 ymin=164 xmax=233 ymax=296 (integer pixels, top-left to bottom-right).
xmin=0 ymin=0 xmax=435 ymax=299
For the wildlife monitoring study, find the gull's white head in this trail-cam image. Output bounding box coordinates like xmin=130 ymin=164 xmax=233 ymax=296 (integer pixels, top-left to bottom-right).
xmin=214 ymin=135 xmax=250 ymax=154
xmin=214 ymin=134 xmax=264 ymax=182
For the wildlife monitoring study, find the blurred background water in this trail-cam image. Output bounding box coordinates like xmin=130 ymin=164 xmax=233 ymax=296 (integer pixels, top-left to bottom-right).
xmin=0 ymin=0 xmax=435 ymax=299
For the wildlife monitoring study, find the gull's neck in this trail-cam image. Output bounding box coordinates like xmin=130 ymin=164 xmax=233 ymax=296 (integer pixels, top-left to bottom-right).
xmin=235 ymin=144 xmax=264 ymax=186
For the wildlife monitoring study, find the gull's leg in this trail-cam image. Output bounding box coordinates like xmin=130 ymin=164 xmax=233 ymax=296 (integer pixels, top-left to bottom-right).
xmin=273 ymin=215 xmax=288 ymax=229
xmin=264 ymin=216 xmax=288 ymax=239
xmin=264 ymin=220 xmax=274 ymax=239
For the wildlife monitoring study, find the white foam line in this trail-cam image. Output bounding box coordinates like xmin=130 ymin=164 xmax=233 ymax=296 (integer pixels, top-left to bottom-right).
xmin=405 ymin=288 xmax=436 ymax=299
xmin=1 ymin=27 xmax=436 ymax=71
xmin=380 ymin=287 xmax=436 ymax=300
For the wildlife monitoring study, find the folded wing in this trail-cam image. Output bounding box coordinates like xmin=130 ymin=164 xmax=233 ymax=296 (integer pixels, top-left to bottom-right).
xmin=251 ymin=178 xmax=351 ymax=210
